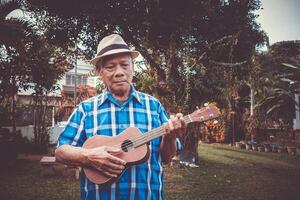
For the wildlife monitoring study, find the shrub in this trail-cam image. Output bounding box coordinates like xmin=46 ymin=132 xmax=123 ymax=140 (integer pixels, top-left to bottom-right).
xmin=0 ymin=128 xmax=18 ymax=168
xmin=202 ymin=119 xmax=225 ymax=143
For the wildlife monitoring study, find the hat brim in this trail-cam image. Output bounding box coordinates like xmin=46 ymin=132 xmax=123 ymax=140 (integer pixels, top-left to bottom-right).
xmin=90 ymin=49 xmax=140 ymax=67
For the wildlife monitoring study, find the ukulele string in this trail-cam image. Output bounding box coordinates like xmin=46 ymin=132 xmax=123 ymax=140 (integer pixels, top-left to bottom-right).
xmin=109 ymin=115 xmax=193 ymax=150
xmin=121 ymin=107 xmax=213 ymax=149
xmin=110 ymin=109 xmax=210 ymax=150
xmin=112 ymin=115 xmax=192 ymax=149
xmin=109 ymin=125 xmax=166 ymax=149
xmin=128 ymin=115 xmax=192 ymax=148
xmin=108 ymin=107 xmax=212 ymax=150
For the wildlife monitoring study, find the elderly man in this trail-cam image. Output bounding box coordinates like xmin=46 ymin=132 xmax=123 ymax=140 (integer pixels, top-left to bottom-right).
xmin=55 ymin=34 xmax=186 ymax=200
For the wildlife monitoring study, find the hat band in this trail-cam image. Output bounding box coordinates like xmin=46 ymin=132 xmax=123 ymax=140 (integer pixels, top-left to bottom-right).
xmin=97 ymin=44 xmax=129 ymax=56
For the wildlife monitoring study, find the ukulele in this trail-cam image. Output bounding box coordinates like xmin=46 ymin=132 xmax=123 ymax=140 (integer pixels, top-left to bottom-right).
xmin=83 ymin=103 xmax=220 ymax=185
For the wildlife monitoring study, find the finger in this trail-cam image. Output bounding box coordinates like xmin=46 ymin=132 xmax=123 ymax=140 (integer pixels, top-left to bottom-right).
xmin=176 ymin=113 xmax=183 ymax=119
xmin=174 ymin=113 xmax=186 ymax=129
xmin=177 ymin=117 xmax=186 ymax=137
xmin=168 ymin=119 xmax=174 ymax=133
xmin=179 ymin=116 xmax=186 ymax=129
xmin=101 ymin=169 xmax=117 ymax=178
xmin=92 ymin=162 xmax=122 ymax=178
xmin=169 ymin=113 xmax=186 ymax=137
xmin=173 ymin=120 xmax=179 ymax=131
xmin=175 ymin=113 xmax=185 ymax=126
xmin=105 ymin=146 xmax=122 ymax=153
xmin=107 ymin=154 xmax=126 ymax=165
xmin=105 ymin=157 xmax=126 ymax=170
xmin=87 ymin=153 xmax=125 ymax=169
xmin=102 ymin=165 xmax=124 ymax=175
xmin=168 ymin=115 xmax=175 ymax=131
xmin=172 ymin=117 xmax=183 ymax=131
xmin=91 ymin=163 xmax=116 ymax=177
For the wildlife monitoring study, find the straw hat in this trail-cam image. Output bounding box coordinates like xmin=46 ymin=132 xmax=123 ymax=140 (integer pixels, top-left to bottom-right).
xmin=90 ymin=34 xmax=140 ymax=66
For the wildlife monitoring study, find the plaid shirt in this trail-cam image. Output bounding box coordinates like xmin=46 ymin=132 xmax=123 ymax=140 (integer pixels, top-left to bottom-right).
xmin=57 ymin=86 xmax=181 ymax=200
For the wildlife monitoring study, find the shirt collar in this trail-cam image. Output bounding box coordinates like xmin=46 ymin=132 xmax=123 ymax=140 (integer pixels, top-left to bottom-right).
xmin=98 ymin=85 xmax=142 ymax=107
xmin=130 ymin=86 xmax=142 ymax=103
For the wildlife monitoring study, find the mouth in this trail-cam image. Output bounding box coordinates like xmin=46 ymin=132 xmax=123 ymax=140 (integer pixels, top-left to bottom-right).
xmin=114 ymin=81 xmax=127 ymax=83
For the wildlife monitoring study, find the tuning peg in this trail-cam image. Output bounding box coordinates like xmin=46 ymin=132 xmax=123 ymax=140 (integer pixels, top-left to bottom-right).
xmin=204 ymin=102 xmax=209 ymax=107
xmin=196 ymin=106 xmax=200 ymax=110
xmin=213 ymin=120 xmax=218 ymax=124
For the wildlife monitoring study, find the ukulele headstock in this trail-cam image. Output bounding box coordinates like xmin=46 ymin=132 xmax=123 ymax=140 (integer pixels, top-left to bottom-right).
xmin=189 ymin=103 xmax=220 ymax=123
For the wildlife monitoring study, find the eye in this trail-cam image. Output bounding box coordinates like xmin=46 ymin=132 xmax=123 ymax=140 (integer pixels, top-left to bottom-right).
xmin=104 ymin=65 xmax=115 ymax=71
xmin=121 ymin=63 xmax=130 ymax=68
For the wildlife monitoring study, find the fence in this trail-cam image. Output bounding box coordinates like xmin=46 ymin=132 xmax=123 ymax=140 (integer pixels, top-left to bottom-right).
xmin=3 ymin=123 xmax=66 ymax=144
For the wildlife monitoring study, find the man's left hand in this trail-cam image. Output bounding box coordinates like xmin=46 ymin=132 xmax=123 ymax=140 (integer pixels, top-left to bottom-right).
xmin=166 ymin=113 xmax=186 ymax=138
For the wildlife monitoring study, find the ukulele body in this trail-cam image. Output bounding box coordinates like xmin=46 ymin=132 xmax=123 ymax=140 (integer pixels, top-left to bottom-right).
xmin=83 ymin=127 xmax=150 ymax=185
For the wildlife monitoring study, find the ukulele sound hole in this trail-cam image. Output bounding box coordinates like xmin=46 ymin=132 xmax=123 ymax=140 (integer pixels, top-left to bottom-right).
xmin=121 ymin=140 xmax=134 ymax=152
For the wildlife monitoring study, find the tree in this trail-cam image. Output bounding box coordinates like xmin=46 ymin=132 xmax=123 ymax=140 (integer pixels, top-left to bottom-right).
xmin=0 ymin=0 xmax=71 ymax=151
xmin=0 ymin=0 xmax=36 ymax=132
xmin=28 ymin=37 xmax=69 ymax=150
xmin=25 ymin=0 xmax=266 ymax=160
xmin=250 ymin=41 xmax=300 ymax=139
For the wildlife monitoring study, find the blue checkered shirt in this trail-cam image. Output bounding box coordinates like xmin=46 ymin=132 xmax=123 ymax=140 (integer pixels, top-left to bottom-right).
xmin=57 ymin=86 xmax=182 ymax=200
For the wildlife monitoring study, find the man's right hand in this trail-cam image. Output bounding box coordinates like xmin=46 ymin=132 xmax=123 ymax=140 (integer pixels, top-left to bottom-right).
xmin=83 ymin=146 xmax=126 ymax=178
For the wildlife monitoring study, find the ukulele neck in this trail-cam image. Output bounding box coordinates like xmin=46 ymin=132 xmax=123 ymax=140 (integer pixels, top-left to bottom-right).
xmin=133 ymin=115 xmax=192 ymax=148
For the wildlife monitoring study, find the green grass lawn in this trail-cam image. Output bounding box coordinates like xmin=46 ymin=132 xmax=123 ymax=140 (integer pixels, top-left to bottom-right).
xmin=0 ymin=144 xmax=300 ymax=200
xmin=165 ymin=144 xmax=300 ymax=200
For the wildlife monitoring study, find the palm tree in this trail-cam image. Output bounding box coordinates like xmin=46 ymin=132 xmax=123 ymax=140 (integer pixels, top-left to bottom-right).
xmin=0 ymin=0 xmax=34 ymax=53
xmin=249 ymin=41 xmax=300 ymax=140
xmin=0 ymin=0 xmax=35 ymax=132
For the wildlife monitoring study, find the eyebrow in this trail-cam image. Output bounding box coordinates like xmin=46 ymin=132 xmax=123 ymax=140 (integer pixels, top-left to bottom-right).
xmin=105 ymin=59 xmax=130 ymax=65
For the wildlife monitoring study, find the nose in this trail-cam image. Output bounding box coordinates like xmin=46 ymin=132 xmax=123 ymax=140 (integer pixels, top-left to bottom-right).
xmin=114 ymin=65 xmax=125 ymax=77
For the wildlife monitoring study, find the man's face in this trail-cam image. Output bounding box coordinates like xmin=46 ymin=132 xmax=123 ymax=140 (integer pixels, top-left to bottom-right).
xmin=97 ymin=53 xmax=134 ymax=96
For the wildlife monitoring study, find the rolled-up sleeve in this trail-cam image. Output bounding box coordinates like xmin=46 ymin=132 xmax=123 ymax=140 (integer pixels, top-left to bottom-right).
xmin=57 ymin=104 xmax=86 ymax=147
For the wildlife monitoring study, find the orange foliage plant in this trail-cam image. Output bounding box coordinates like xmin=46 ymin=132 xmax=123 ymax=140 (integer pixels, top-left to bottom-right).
xmin=202 ymin=119 xmax=225 ymax=143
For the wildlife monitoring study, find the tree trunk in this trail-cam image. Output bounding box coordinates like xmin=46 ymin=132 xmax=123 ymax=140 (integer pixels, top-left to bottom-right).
xmin=33 ymin=95 xmax=39 ymax=145
xmin=11 ymin=94 xmax=17 ymax=134
xmin=182 ymin=123 xmax=201 ymax=164
xmin=41 ymin=94 xmax=49 ymax=145
xmin=250 ymin=86 xmax=254 ymax=116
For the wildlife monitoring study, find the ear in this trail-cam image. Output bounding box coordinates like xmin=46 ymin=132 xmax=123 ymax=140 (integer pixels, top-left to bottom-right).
xmin=131 ymin=60 xmax=135 ymax=71
xmin=96 ymin=67 xmax=103 ymax=77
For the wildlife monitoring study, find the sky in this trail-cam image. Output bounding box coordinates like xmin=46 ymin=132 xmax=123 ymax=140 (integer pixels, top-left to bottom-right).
xmin=257 ymin=0 xmax=300 ymax=45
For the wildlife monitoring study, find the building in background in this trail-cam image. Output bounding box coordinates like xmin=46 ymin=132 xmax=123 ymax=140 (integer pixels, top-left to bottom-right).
xmin=60 ymin=59 xmax=98 ymax=97
xmin=293 ymin=91 xmax=300 ymax=139
xmin=6 ymin=60 xmax=99 ymax=143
